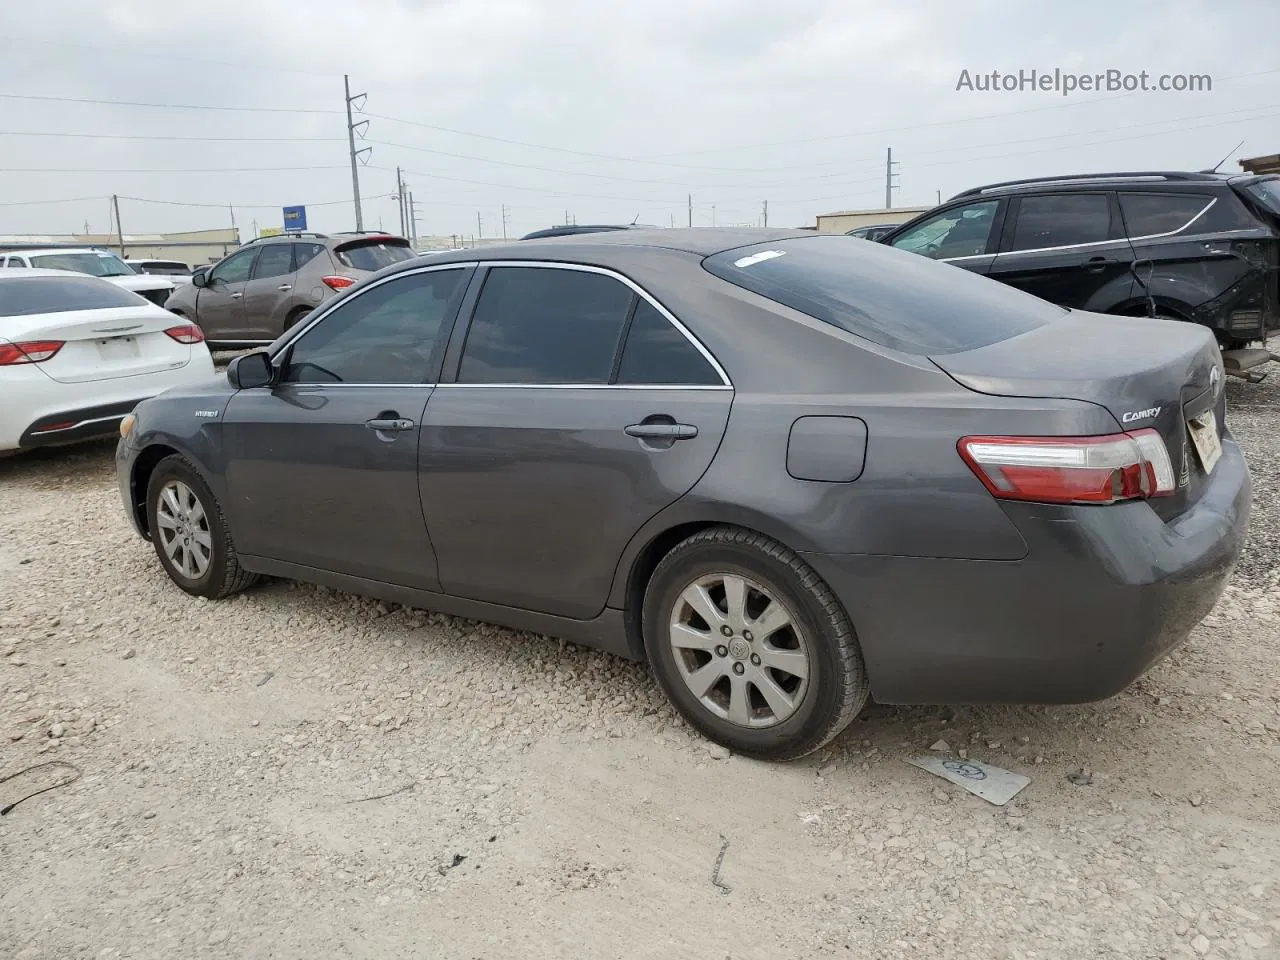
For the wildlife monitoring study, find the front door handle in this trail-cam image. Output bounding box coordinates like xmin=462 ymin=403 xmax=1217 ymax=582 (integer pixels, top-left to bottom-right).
xmin=624 ymin=422 xmax=698 ymax=441
xmin=366 ymin=417 xmax=415 ymax=432
xmin=277 ymin=284 xmax=292 ymax=291
xmin=1086 ymin=256 xmax=1114 ymax=272
xmin=230 ymin=292 xmax=243 ymax=299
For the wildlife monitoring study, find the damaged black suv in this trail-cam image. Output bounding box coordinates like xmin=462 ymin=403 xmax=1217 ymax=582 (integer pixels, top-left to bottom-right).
xmin=881 ymin=172 xmax=1280 ymax=380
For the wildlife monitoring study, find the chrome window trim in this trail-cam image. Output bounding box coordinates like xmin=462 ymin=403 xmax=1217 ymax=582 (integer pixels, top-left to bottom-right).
xmin=269 ymin=258 xmax=733 ymax=390
xmin=1119 ymin=196 xmax=1218 ymax=243
xmin=458 ymin=260 xmax=733 ymax=389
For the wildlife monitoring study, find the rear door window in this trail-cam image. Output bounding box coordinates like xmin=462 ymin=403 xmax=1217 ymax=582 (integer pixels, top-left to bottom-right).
xmin=334 ymin=239 xmax=415 ymax=272
xmin=1008 ymin=194 xmax=1112 ymax=251
xmin=702 ymin=235 xmax=1064 ymax=355
xmin=457 ymin=266 xmax=634 ymax=384
xmin=1119 ymin=193 xmax=1214 ymax=237
xmin=293 ymin=242 xmax=327 ymax=269
xmin=251 ymin=244 xmax=295 ymax=280
xmin=0 ymin=275 xmax=146 ymax=317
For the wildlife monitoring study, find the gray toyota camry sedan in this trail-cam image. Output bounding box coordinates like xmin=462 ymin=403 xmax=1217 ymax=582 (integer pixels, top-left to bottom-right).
xmin=116 ymin=229 xmax=1250 ymax=761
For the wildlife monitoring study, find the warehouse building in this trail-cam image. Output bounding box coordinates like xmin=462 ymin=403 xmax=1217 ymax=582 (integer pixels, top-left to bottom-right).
xmin=814 ymin=206 xmax=931 ymax=234
xmin=1240 ymin=153 xmax=1280 ymax=176
xmin=0 ymin=228 xmax=240 ymax=268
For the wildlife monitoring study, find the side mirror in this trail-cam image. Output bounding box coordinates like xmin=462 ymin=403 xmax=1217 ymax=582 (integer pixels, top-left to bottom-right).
xmin=192 ymin=267 xmax=210 ymax=288
xmin=227 ymin=351 xmax=274 ymax=390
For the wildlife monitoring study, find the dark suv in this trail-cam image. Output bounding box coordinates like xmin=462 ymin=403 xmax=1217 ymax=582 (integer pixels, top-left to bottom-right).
xmin=166 ymin=232 xmax=415 ymax=347
xmin=881 ymin=172 xmax=1280 ymax=378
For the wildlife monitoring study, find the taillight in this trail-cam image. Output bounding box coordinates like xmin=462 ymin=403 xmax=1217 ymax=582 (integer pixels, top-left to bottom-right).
xmin=164 ymin=324 xmax=205 ymax=344
xmin=958 ymin=429 xmax=1175 ymax=505
xmin=0 ymin=340 xmax=65 ymax=365
xmin=322 ymin=275 xmax=356 ymax=291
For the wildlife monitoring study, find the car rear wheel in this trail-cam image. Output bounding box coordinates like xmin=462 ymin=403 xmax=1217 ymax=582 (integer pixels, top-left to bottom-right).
xmin=644 ymin=526 xmax=868 ymax=761
xmin=145 ymin=455 xmax=257 ymax=599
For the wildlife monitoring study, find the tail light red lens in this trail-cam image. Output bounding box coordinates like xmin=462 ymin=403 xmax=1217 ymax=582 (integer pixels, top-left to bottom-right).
xmin=322 ymin=275 xmax=356 ymax=291
xmin=0 ymin=340 xmax=65 ymax=365
xmin=164 ymin=324 xmax=205 ymax=344
xmin=958 ymin=429 xmax=1176 ymax=505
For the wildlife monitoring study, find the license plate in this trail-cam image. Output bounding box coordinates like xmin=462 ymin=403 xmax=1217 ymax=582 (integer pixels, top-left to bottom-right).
xmin=97 ymin=337 xmax=139 ymax=361
xmin=1187 ymin=409 xmax=1222 ymax=475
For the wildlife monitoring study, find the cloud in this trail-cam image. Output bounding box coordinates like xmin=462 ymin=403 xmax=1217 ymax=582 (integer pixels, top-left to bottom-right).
xmin=0 ymin=0 xmax=1276 ymax=237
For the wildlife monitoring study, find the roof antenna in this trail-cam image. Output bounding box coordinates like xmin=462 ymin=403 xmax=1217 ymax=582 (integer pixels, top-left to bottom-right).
xmin=630 ymin=212 xmax=640 ymax=225
xmin=1202 ymin=139 xmax=1245 ymax=174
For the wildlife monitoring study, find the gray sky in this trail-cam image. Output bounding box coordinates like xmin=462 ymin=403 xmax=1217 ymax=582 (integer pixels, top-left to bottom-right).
xmin=1 ymin=0 xmax=1277 ymax=239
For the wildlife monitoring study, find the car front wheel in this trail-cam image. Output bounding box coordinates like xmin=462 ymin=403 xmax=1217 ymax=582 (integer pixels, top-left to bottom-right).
xmin=644 ymin=526 xmax=868 ymax=761
xmin=145 ymin=455 xmax=257 ymax=599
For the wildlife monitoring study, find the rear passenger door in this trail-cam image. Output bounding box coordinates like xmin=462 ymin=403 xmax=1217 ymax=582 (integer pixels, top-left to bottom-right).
xmin=418 ymin=264 xmax=733 ymax=620
xmin=989 ymin=192 xmax=1134 ymax=310
xmin=241 ymin=242 xmax=298 ymax=340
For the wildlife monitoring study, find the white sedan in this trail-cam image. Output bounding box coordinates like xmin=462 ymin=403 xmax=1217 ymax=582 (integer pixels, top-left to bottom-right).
xmin=0 ymin=269 xmax=215 ymax=454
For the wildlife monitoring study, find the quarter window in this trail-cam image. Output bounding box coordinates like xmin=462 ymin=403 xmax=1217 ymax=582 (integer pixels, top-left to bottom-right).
xmin=890 ymin=201 xmax=1000 ymax=260
xmin=282 ymin=268 xmax=468 ymax=384
xmin=457 ymin=266 xmax=634 ymax=384
xmin=616 ymin=300 xmax=722 ymax=386
xmin=1008 ymin=194 xmax=1112 ymax=251
xmin=1119 ymin=193 xmax=1213 ymax=237
xmin=210 ymin=248 xmax=257 ymax=285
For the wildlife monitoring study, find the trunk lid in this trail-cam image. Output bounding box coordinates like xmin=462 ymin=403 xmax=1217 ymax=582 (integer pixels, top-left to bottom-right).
xmin=3 ymin=306 xmax=193 ymax=384
xmin=931 ymin=310 xmax=1225 ymax=520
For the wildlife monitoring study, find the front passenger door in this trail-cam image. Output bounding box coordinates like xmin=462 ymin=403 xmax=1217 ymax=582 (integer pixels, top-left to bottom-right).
xmin=196 ymin=247 xmax=258 ymax=341
xmin=221 ymin=265 xmax=473 ymax=589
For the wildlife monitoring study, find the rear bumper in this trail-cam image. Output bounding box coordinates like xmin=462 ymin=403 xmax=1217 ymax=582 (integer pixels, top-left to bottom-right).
xmin=18 ymin=398 xmax=143 ymax=449
xmin=803 ymin=437 xmax=1251 ymax=704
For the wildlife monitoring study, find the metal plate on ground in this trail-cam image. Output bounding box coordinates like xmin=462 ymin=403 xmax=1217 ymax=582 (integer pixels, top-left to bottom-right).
xmin=906 ymin=755 xmax=1031 ymax=806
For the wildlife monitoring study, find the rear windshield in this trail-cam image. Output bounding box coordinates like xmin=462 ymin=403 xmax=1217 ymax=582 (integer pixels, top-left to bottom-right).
xmin=135 ymin=261 xmax=190 ymax=275
xmin=1244 ymin=179 xmax=1280 ymax=215
xmin=334 ymin=239 xmax=414 ymax=272
xmin=0 ymin=275 xmax=148 ymax=317
xmin=702 ymin=235 xmax=1065 ymax=355
xmin=29 ymin=251 xmax=137 ymax=277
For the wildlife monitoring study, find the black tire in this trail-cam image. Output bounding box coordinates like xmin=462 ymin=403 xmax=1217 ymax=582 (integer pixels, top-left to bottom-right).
xmin=284 ymin=307 xmax=312 ymax=332
xmin=145 ymin=454 xmax=258 ymax=599
xmin=643 ymin=525 xmax=868 ymax=761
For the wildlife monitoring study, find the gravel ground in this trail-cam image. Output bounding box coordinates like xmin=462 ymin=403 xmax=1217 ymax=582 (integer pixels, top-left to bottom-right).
xmin=2 ymin=356 xmax=1279 ymax=960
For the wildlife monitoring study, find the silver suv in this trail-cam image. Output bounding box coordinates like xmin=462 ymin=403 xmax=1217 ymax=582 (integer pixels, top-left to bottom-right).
xmin=165 ymin=232 xmax=415 ymax=347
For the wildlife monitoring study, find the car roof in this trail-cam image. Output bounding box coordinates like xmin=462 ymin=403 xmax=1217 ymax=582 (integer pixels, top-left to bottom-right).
xmin=0 ymin=267 xmax=116 ymax=280
xmin=400 ymin=229 xmax=814 ymax=272
xmin=1 ymin=247 xmax=118 ymax=257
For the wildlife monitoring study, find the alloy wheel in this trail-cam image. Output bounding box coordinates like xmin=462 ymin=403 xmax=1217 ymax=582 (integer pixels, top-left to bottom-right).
xmin=155 ymin=480 xmax=212 ymax=580
xmin=667 ymin=573 xmax=810 ymax=728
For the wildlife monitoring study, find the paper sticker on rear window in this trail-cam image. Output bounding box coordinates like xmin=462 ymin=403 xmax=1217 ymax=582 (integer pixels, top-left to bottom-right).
xmin=733 ymin=250 xmax=787 ymax=268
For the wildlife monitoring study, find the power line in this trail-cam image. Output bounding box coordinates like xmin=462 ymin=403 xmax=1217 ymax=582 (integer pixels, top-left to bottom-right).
xmin=118 ymin=193 xmax=396 ymax=210
xmin=0 ymin=92 xmax=339 ymax=114
xmin=0 ymin=36 xmax=339 ymax=79
xmin=0 ymin=195 xmax=104 ymax=207
xmin=0 ymin=130 xmax=343 ymax=143
xmin=1 ymin=166 xmax=349 ymax=174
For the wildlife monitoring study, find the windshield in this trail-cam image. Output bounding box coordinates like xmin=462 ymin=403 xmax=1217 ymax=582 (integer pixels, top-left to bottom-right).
xmin=1245 ymin=179 xmax=1280 ymax=215
xmin=30 ymin=252 xmax=137 ymax=277
xmin=335 ymin=239 xmax=415 ymax=272
xmin=0 ymin=275 xmax=147 ymax=317
xmin=702 ymin=235 xmax=1064 ymax=355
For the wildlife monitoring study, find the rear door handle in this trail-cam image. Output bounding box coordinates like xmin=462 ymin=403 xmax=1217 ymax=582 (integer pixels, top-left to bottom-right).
xmin=366 ymin=417 xmax=415 ymax=432
xmin=1086 ymin=256 xmax=1114 ymax=272
xmin=624 ymin=422 xmax=698 ymax=440
xmin=277 ymin=284 xmax=292 ymax=291
xmin=230 ymin=292 xmax=243 ymax=299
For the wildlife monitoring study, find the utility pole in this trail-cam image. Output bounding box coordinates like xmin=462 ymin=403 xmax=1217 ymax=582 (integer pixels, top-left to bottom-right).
xmin=252 ymin=218 xmax=258 ymax=240
xmin=344 ymin=74 xmax=371 ymax=230
xmin=395 ymin=166 xmax=406 ymax=235
xmin=501 ymin=204 xmax=509 ymax=240
xmin=936 ymin=189 xmax=942 ymax=205
xmin=762 ymin=200 xmax=768 ymax=228
xmin=408 ymin=192 xmax=418 ymax=249
xmin=564 ymin=209 xmax=569 ymax=226
xmin=111 ymin=194 xmax=124 ymax=255
xmin=711 ymin=204 xmax=716 ymax=227
xmin=885 ymin=147 xmax=899 ymax=209
xmin=687 ymin=194 xmax=692 ymax=227
xmin=476 ymin=211 xmax=482 ymax=239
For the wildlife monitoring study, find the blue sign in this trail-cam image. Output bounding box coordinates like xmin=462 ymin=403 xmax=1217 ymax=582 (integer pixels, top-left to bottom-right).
xmin=282 ymin=205 xmax=308 ymax=232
